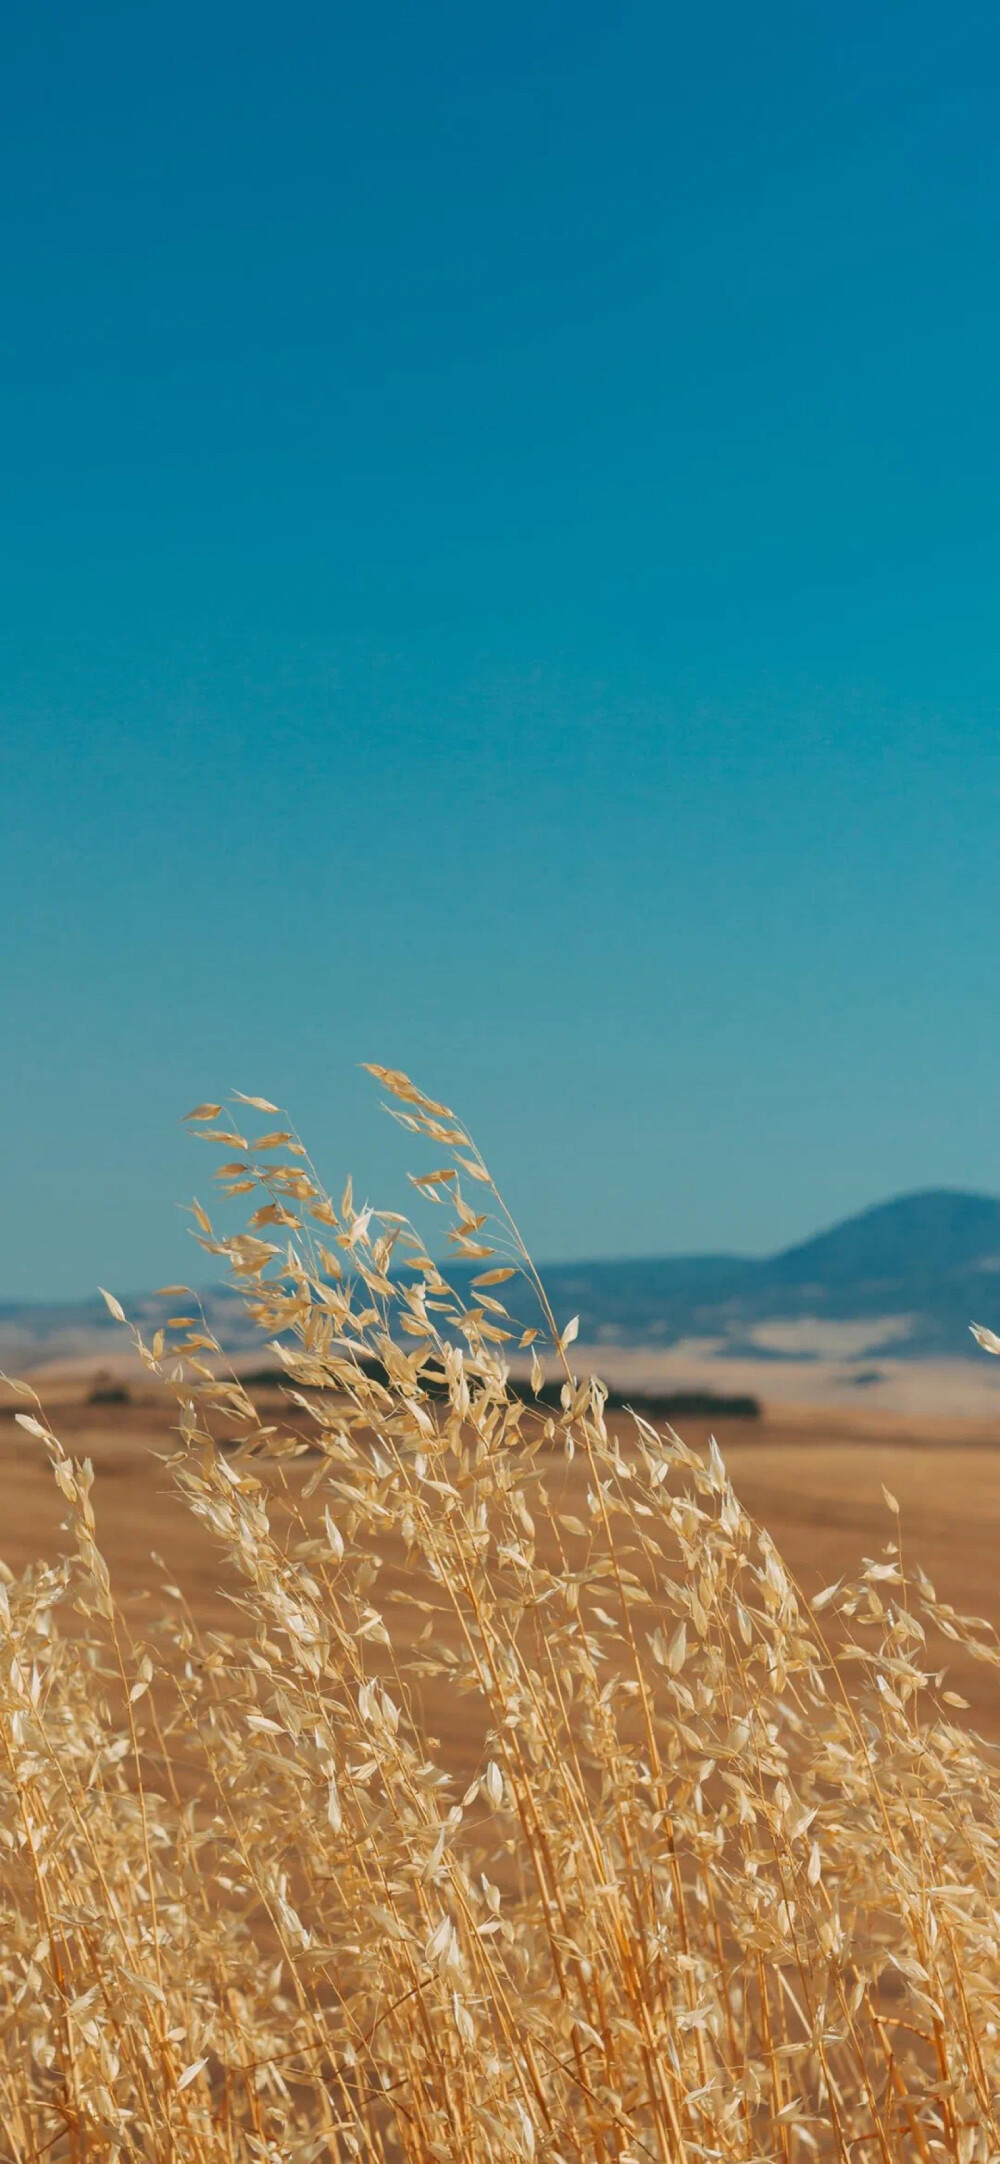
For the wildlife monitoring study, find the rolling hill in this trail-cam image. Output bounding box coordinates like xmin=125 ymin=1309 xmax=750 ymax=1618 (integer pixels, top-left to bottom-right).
xmin=520 ymin=1190 xmax=1000 ymax=1360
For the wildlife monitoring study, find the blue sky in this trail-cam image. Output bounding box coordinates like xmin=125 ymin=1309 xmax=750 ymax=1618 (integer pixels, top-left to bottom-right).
xmin=3 ymin=0 xmax=1000 ymax=1296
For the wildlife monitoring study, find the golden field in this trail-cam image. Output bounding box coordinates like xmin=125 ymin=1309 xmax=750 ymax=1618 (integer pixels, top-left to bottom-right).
xmin=4 ymin=1379 xmax=1000 ymax=1745
xmin=4 ymin=1069 xmax=1000 ymax=2162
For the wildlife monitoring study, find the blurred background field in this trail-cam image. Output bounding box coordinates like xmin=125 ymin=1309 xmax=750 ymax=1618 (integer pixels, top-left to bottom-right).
xmin=6 ymin=1371 xmax=1000 ymax=1745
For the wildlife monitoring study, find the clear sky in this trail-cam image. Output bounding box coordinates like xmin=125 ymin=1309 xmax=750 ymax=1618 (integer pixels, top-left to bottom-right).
xmin=3 ymin=1 xmax=1000 ymax=1297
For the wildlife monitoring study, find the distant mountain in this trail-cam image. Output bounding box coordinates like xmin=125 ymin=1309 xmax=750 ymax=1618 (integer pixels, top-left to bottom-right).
xmin=766 ymin=1190 xmax=1000 ymax=1291
xmin=3 ymin=1189 xmax=1000 ymax=1371
xmin=522 ymin=1191 xmax=1000 ymax=1360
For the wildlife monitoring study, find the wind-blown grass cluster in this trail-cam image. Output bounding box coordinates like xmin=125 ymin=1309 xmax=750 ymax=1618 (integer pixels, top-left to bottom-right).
xmin=3 ymin=1067 xmax=1000 ymax=2162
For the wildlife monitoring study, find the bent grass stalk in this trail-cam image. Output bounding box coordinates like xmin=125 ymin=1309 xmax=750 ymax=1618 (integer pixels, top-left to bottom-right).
xmin=1 ymin=1067 xmax=999 ymax=2160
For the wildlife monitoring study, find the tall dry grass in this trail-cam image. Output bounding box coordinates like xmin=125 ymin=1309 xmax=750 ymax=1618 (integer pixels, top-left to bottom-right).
xmin=3 ymin=1068 xmax=1000 ymax=2162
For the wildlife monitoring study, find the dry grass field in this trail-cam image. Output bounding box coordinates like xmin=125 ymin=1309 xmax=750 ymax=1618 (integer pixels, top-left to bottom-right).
xmin=4 ymin=1384 xmax=1000 ymax=1745
xmin=6 ymin=1071 xmax=1000 ymax=2161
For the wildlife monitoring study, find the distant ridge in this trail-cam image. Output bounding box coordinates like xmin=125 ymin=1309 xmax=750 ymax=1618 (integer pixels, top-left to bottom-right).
xmin=517 ymin=1190 xmax=1000 ymax=1358
xmin=766 ymin=1189 xmax=1000 ymax=1288
xmin=3 ymin=1188 xmax=1000 ymax=1370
